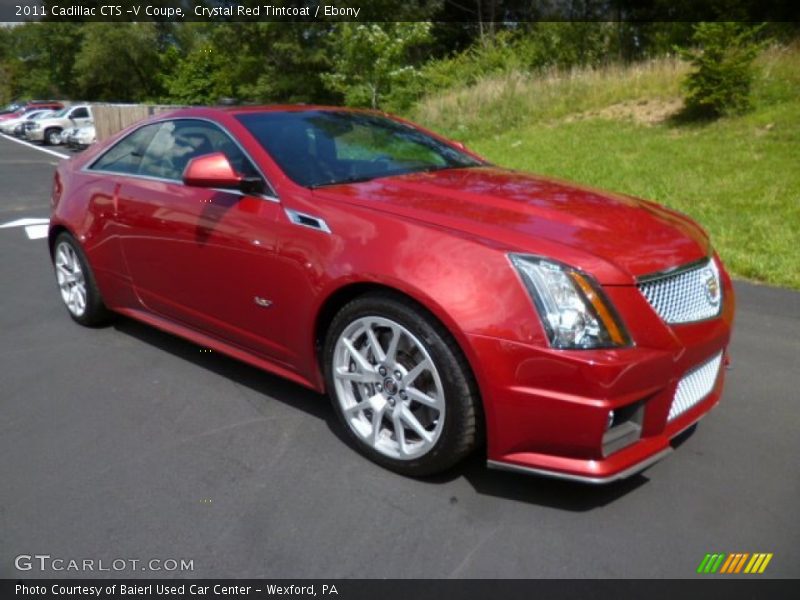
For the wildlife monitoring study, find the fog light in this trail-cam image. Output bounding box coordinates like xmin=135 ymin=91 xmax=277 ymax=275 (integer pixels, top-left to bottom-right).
xmin=602 ymin=402 xmax=645 ymax=457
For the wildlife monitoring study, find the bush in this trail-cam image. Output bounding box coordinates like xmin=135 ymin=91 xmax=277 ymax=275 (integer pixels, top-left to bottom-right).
xmin=680 ymin=23 xmax=765 ymax=117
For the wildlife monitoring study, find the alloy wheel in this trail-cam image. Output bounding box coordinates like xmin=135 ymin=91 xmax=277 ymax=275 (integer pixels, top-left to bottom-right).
xmin=55 ymin=241 xmax=87 ymax=317
xmin=332 ymin=316 xmax=446 ymax=460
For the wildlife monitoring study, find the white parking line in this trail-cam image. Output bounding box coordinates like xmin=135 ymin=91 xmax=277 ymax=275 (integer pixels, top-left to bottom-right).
xmin=0 ymin=217 xmax=50 ymax=240
xmin=24 ymin=224 xmax=49 ymax=239
xmin=0 ymin=133 xmax=69 ymax=160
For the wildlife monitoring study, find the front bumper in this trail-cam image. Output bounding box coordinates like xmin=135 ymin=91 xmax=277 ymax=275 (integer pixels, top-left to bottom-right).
xmin=26 ymin=129 xmax=44 ymax=142
xmin=471 ymin=273 xmax=734 ymax=484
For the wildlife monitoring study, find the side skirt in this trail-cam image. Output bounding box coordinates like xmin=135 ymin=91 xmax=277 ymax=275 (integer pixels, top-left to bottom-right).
xmin=114 ymin=306 xmax=323 ymax=394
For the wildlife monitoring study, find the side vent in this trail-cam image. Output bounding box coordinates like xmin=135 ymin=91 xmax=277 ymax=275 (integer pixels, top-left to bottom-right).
xmin=285 ymin=208 xmax=331 ymax=233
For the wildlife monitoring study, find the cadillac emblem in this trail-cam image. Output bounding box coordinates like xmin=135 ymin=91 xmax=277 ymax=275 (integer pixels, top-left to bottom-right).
xmin=704 ymin=270 xmax=721 ymax=306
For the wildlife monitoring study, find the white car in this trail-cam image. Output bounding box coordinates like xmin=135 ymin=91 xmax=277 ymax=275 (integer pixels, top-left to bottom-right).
xmin=27 ymin=105 xmax=93 ymax=145
xmin=16 ymin=110 xmax=56 ymax=137
xmin=65 ymin=124 xmax=96 ymax=150
xmin=0 ymin=109 xmax=50 ymax=135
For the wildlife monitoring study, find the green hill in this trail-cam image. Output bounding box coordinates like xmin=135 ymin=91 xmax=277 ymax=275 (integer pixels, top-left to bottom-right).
xmin=411 ymin=45 xmax=800 ymax=289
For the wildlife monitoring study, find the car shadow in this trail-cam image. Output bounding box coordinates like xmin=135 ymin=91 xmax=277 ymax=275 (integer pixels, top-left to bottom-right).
xmin=112 ymin=316 xmax=335 ymax=424
xmin=113 ymin=316 xmax=651 ymax=511
xmin=424 ymin=452 xmax=650 ymax=511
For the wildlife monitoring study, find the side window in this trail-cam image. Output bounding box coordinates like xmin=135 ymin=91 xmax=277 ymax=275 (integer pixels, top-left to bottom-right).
xmin=137 ymin=122 xmax=182 ymax=179
xmin=70 ymin=107 xmax=89 ymax=119
xmin=137 ymin=119 xmax=264 ymax=184
xmin=88 ymin=124 xmax=160 ymax=175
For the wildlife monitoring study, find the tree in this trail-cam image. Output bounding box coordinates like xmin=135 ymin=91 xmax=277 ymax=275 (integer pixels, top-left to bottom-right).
xmin=73 ymin=23 xmax=164 ymax=101
xmin=680 ymin=22 xmax=766 ymax=117
xmin=217 ymin=23 xmax=335 ymax=105
xmin=323 ymin=23 xmax=432 ymax=109
xmin=167 ymin=42 xmax=233 ymax=105
xmin=1 ymin=22 xmax=84 ymax=100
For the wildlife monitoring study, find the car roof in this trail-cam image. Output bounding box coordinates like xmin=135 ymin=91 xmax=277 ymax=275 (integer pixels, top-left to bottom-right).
xmin=226 ymin=104 xmax=366 ymax=115
xmin=164 ymin=105 xmax=380 ymax=119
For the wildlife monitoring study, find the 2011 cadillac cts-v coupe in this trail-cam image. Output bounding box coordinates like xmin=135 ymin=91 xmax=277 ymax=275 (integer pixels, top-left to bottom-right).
xmin=49 ymin=106 xmax=734 ymax=482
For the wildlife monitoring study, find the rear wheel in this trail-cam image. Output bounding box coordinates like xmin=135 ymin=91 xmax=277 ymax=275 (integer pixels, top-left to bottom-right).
xmin=323 ymin=293 xmax=480 ymax=476
xmin=52 ymin=232 xmax=112 ymax=326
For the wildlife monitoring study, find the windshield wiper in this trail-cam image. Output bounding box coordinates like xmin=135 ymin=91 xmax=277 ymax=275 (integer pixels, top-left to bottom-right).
xmin=309 ymin=174 xmax=380 ymax=189
xmin=398 ymin=163 xmax=486 ymax=177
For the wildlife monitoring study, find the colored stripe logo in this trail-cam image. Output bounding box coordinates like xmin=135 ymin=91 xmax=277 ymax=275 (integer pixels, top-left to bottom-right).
xmin=697 ymin=553 xmax=773 ymax=574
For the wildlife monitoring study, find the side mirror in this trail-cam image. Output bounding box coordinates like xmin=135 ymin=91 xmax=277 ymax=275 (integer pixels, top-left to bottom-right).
xmin=183 ymin=152 xmax=262 ymax=194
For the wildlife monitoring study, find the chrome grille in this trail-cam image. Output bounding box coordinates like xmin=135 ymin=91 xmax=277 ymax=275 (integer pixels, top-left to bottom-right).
xmin=669 ymin=352 xmax=723 ymax=421
xmin=638 ymin=259 xmax=722 ymax=324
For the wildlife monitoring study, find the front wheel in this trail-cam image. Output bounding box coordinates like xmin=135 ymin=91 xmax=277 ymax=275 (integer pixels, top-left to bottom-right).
xmin=323 ymin=293 xmax=481 ymax=476
xmin=45 ymin=128 xmax=62 ymax=145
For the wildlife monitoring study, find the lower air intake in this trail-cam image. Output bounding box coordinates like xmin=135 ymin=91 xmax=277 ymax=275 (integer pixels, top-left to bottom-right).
xmin=669 ymin=352 xmax=723 ymax=421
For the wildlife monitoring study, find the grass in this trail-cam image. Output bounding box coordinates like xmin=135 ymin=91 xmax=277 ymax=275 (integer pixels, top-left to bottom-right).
xmin=410 ymin=45 xmax=800 ymax=289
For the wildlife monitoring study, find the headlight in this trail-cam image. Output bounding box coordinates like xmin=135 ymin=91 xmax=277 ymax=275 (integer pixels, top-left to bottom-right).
xmin=510 ymin=254 xmax=631 ymax=349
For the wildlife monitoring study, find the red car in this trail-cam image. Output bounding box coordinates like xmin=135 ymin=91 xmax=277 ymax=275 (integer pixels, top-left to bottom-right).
xmin=49 ymin=106 xmax=734 ymax=482
xmin=0 ymin=101 xmax=63 ymax=122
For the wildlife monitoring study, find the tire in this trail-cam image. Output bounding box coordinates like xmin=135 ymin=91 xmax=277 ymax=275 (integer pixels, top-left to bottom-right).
xmin=323 ymin=292 xmax=481 ymax=476
xmin=52 ymin=232 xmax=112 ymax=326
xmin=44 ymin=128 xmax=61 ymax=146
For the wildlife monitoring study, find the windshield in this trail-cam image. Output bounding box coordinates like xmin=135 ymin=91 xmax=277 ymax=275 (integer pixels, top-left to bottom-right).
xmin=236 ymin=110 xmax=482 ymax=188
xmin=49 ymin=107 xmax=69 ymax=118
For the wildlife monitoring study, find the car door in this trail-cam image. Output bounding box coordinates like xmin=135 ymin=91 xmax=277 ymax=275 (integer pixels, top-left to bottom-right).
xmin=68 ymin=106 xmax=92 ymax=127
xmin=115 ymin=119 xmax=295 ymax=364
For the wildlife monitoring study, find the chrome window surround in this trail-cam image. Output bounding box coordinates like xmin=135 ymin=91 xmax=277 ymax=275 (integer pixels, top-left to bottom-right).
xmin=669 ymin=351 xmax=723 ymax=421
xmin=83 ymin=117 xmax=279 ymax=203
xmin=637 ymin=257 xmax=722 ymax=324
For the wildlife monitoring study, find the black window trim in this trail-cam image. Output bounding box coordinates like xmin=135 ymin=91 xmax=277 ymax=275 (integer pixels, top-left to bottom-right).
xmin=83 ymin=117 xmax=279 ymax=202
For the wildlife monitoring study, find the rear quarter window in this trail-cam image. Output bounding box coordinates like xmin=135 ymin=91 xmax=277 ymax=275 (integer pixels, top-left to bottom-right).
xmin=88 ymin=124 xmax=160 ymax=176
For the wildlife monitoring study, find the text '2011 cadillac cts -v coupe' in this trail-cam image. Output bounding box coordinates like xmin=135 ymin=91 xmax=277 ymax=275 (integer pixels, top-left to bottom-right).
xmin=49 ymin=106 xmax=734 ymax=482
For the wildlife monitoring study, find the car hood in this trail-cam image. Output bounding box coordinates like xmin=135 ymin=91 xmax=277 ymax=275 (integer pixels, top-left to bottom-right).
xmin=314 ymin=167 xmax=710 ymax=285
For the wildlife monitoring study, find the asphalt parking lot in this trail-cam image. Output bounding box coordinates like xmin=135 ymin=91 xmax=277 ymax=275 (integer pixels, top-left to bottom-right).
xmin=0 ymin=134 xmax=798 ymax=579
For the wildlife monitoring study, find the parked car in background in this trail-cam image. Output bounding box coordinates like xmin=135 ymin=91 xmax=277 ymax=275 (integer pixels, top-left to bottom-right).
xmin=64 ymin=124 xmax=96 ymax=150
xmin=16 ymin=110 xmax=55 ymax=138
xmin=25 ymin=100 xmax=64 ymax=110
xmin=63 ymin=126 xmax=80 ymax=148
xmin=27 ymin=104 xmax=92 ymax=145
xmin=48 ymin=106 xmax=735 ymax=482
xmin=0 ymin=109 xmax=50 ymax=135
xmin=0 ymin=100 xmax=64 ymax=123
xmin=0 ymin=108 xmax=31 ymax=123
xmin=14 ymin=110 xmax=55 ymax=137
xmin=0 ymin=104 xmax=22 ymax=116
